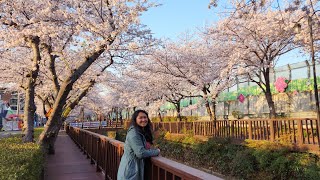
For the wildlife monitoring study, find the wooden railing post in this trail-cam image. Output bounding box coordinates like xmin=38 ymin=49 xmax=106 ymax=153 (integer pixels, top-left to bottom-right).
xmin=96 ymin=138 xmax=101 ymax=172
xmin=91 ymin=135 xmax=94 ymax=164
xmin=83 ymin=133 xmax=87 ymax=155
xmin=192 ymin=122 xmax=195 ymax=135
xmin=230 ymin=121 xmax=234 ymax=138
xmin=297 ymin=119 xmax=304 ymax=146
xmin=80 ymin=131 xmax=84 ymax=151
xmin=270 ymin=120 xmax=275 ymax=141
xmin=248 ymin=121 xmax=252 ymax=140
xmin=169 ymin=122 xmax=172 ymax=133
xmin=316 ymin=119 xmax=320 ymax=147
xmin=176 ymin=122 xmax=179 ymax=133
xmin=104 ymin=140 xmax=109 ymax=180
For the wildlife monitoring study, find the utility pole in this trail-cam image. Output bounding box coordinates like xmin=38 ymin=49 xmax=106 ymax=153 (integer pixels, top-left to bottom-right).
xmin=17 ymin=92 xmax=20 ymax=116
xmin=308 ymin=16 xmax=320 ymax=121
xmin=307 ymin=16 xmax=320 ymax=143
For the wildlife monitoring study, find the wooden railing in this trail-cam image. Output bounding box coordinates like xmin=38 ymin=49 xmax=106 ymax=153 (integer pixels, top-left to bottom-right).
xmin=125 ymin=118 xmax=320 ymax=151
xmin=65 ymin=126 xmax=221 ymax=180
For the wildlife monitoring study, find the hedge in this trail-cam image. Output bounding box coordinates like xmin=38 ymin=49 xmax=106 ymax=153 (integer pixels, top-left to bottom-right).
xmin=0 ymin=128 xmax=45 ymax=180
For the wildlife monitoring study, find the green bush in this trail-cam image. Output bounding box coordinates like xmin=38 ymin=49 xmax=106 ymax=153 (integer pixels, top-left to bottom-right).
xmin=115 ymin=129 xmax=127 ymax=142
xmin=0 ymin=128 xmax=45 ymax=180
xmin=230 ymin=149 xmax=257 ymax=179
xmin=155 ymin=131 xmax=320 ymax=180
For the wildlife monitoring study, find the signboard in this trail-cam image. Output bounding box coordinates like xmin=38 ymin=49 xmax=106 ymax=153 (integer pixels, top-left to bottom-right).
xmin=62 ymin=107 xmax=71 ymax=118
xmin=45 ymin=108 xmax=53 ymax=118
xmin=2 ymin=119 xmax=21 ymax=131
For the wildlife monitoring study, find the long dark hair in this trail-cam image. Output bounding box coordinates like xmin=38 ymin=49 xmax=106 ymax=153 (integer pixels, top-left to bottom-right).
xmin=130 ymin=110 xmax=153 ymax=143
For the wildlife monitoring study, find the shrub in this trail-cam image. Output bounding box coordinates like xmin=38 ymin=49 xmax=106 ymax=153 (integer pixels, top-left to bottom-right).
xmin=0 ymin=128 xmax=45 ymax=180
xmin=115 ymin=129 xmax=127 ymax=142
xmin=107 ymin=131 xmax=116 ymax=138
xmin=230 ymin=149 xmax=256 ymax=179
xmin=155 ymin=132 xmax=320 ymax=180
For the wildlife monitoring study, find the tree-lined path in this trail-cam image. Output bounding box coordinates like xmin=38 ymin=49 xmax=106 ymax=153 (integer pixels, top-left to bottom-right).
xmin=45 ymin=131 xmax=103 ymax=180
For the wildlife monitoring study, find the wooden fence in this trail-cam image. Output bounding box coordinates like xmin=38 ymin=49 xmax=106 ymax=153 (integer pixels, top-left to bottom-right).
xmin=125 ymin=118 xmax=320 ymax=151
xmin=65 ymin=125 xmax=221 ymax=180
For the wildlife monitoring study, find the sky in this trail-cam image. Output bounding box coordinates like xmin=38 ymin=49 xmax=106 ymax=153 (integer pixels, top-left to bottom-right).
xmin=140 ymin=0 xmax=308 ymax=67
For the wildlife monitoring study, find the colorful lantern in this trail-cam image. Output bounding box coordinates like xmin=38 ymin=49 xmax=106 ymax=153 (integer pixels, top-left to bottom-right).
xmin=238 ymin=94 xmax=245 ymax=103
xmin=274 ymin=77 xmax=288 ymax=93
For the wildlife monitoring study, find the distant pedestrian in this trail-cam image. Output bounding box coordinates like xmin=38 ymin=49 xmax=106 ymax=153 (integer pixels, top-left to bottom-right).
xmin=117 ymin=110 xmax=160 ymax=180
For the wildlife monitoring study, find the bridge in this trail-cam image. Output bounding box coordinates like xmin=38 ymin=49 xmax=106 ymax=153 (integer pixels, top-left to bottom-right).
xmin=45 ymin=123 xmax=222 ymax=180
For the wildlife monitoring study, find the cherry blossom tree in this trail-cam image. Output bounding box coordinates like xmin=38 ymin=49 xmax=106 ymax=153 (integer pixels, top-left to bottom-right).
xmin=134 ymin=35 xmax=230 ymax=120
xmin=0 ymin=0 xmax=155 ymax=152
xmin=0 ymin=44 xmax=42 ymax=142
xmin=137 ymin=72 xmax=193 ymax=121
xmin=290 ymin=1 xmax=320 ymax=68
xmin=209 ymin=6 xmax=298 ymax=118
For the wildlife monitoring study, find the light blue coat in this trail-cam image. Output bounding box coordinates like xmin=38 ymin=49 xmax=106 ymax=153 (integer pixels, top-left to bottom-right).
xmin=117 ymin=126 xmax=159 ymax=180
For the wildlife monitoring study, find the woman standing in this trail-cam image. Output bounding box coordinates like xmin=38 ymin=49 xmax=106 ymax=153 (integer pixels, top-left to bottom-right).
xmin=117 ymin=110 xmax=160 ymax=180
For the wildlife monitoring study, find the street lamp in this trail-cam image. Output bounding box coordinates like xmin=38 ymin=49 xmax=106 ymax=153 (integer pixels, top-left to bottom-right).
xmin=294 ymin=15 xmax=320 ymax=121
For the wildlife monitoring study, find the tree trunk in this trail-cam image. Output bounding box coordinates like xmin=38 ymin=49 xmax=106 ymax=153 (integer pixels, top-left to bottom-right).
xmin=205 ymin=101 xmax=213 ymax=120
xmin=175 ymin=103 xmax=182 ymax=122
xmin=127 ymin=108 xmax=130 ymax=120
xmin=158 ymin=109 xmax=163 ymax=122
xmin=38 ymin=46 xmax=107 ymax=154
xmin=265 ymin=90 xmax=276 ymax=118
xmin=108 ymin=112 xmax=111 ymax=121
xmin=22 ymin=36 xmax=41 ymax=143
xmin=38 ymin=82 xmax=73 ymax=154
xmin=264 ymin=68 xmax=276 ymax=118
xmin=23 ymin=87 xmax=36 ymax=142
xmin=119 ymin=109 xmax=123 ymax=120
xmin=203 ymin=87 xmax=213 ymax=121
xmin=212 ymin=100 xmax=217 ymax=121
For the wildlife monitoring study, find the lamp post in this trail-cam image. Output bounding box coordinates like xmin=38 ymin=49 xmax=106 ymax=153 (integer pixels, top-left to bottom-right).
xmin=306 ymin=16 xmax=320 ymax=145
xmin=295 ymin=15 xmax=320 ymax=121
xmin=307 ymin=16 xmax=320 ymax=121
xmin=80 ymin=106 xmax=84 ymax=129
xmin=295 ymin=12 xmax=320 ymax=146
xmin=189 ymin=95 xmax=192 ymax=116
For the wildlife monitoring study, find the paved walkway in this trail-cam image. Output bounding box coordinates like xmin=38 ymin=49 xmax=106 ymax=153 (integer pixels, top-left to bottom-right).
xmin=0 ymin=130 xmax=21 ymax=139
xmin=45 ymin=131 xmax=104 ymax=180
